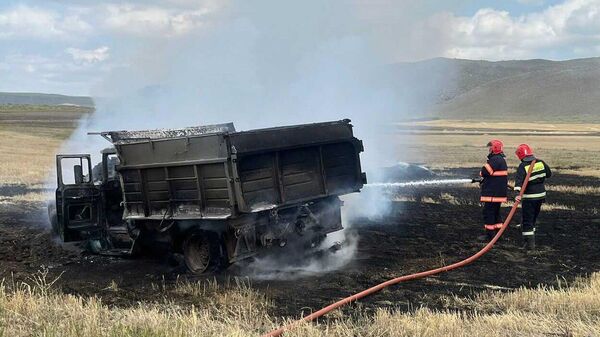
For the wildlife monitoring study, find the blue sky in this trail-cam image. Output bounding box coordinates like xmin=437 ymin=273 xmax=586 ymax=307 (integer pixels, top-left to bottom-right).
xmin=1 ymin=0 xmax=599 ymax=96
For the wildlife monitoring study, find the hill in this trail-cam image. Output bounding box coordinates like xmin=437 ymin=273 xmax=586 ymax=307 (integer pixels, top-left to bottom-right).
xmin=388 ymin=57 xmax=600 ymax=122
xmin=0 ymin=92 xmax=94 ymax=107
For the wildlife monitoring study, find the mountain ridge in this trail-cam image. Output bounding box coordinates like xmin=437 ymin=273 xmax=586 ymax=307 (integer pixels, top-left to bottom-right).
xmin=0 ymin=92 xmax=94 ymax=107
xmin=389 ymin=56 xmax=600 ymax=122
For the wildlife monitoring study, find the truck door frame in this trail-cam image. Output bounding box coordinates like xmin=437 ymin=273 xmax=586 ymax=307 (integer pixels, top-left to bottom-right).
xmin=55 ymin=154 xmax=101 ymax=242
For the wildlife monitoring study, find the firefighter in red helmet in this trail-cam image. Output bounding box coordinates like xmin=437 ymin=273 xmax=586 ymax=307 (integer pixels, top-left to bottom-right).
xmin=477 ymin=140 xmax=509 ymax=240
xmin=514 ymin=144 xmax=552 ymax=250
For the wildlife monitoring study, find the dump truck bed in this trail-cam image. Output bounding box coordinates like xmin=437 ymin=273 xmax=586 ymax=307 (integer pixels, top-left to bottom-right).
xmin=104 ymin=120 xmax=365 ymax=221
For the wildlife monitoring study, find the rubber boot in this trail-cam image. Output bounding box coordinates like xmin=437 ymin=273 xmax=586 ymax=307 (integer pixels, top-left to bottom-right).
xmin=524 ymin=236 xmax=536 ymax=251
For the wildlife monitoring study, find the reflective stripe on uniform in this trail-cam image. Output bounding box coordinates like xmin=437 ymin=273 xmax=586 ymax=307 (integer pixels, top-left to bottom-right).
xmin=484 ymin=163 xmax=507 ymax=176
xmin=480 ymin=196 xmax=508 ymax=202
xmin=514 ymin=186 xmax=521 ymax=191
xmin=494 ymin=223 xmax=503 ymax=229
xmin=523 ymin=192 xmax=546 ymax=199
xmin=524 ymin=162 xmax=545 ymax=174
xmin=522 ymin=231 xmax=535 ymax=236
xmin=528 ymin=172 xmax=546 ymax=181
xmin=484 ymin=224 xmax=497 ymax=230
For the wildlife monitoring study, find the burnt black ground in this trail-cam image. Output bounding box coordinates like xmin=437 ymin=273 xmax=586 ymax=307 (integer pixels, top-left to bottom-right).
xmin=0 ymin=169 xmax=598 ymax=317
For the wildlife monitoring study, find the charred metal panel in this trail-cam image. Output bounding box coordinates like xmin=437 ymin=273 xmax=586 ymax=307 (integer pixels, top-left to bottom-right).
xmin=228 ymin=120 xmax=354 ymax=154
xmin=197 ymin=163 xmax=231 ymax=215
xmin=238 ymin=153 xmax=279 ymax=210
xmin=279 ymin=147 xmax=324 ymax=202
xmin=236 ymin=141 xmax=362 ymax=212
xmin=104 ymin=123 xmax=235 ymax=144
xmin=120 ymin=162 xmax=232 ymax=220
xmin=322 ymin=142 xmax=361 ymax=194
xmin=117 ymin=134 xmax=228 ymax=167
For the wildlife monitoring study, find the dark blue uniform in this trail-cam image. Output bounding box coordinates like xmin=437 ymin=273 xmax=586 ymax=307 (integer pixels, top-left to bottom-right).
xmin=514 ymin=155 xmax=552 ymax=241
xmin=480 ymin=153 xmax=508 ymax=236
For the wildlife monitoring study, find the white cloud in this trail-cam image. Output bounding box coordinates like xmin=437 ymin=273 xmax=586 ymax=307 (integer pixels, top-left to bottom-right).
xmin=0 ymin=5 xmax=91 ymax=40
xmin=0 ymin=52 xmax=114 ymax=95
xmin=66 ymin=46 xmax=110 ymax=64
xmin=102 ymin=4 xmax=210 ymax=36
xmin=517 ymin=0 xmax=545 ymax=5
xmin=436 ymin=0 xmax=600 ymax=60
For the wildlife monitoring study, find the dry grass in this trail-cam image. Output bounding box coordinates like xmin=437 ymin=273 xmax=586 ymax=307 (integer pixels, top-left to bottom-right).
xmin=394 ymin=120 xmax=600 ymax=172
xmin=1 ymin=271 xmax=600 ymax=336
xmin=547 ymin=185 xmax=600 ymax=195
xmin=0 ymin=272 xmax=272 ymax=337
xmin=463 ymin=182 xmax=600 ymax=197
xmin=402 ymin=120 xmax=600 ymax=132
xmin=555 ymin=168 xmax=600 ymax=178
xmin=0 ymin=129 xmax=67 ymax=186
xmin=0 ymin=110 xmax=77 ymax=204
xmin=439 ymin=192 xmax=462 ymax=205
xmin=0 ymin=104 xmax=93 ymax=114
xmin=420 ymin=196 xmax=438 ymax=204
xmin=394 ymin=191 xmax=578 ymax=212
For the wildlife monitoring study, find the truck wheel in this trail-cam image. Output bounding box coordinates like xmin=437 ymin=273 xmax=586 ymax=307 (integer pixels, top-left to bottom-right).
xmin=183 ymin=234 xmax=212 ymax=274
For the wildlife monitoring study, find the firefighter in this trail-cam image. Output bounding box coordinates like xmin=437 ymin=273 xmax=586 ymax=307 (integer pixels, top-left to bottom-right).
xmin=514 ymin=144 xmax=552 ymax=250
xmin=479 ymin=140 xmax=509 ymax=240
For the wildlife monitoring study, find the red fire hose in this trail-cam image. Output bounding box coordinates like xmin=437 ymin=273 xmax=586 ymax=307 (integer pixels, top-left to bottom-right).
xmin=262 ymin=161 xmax=536 ymax=337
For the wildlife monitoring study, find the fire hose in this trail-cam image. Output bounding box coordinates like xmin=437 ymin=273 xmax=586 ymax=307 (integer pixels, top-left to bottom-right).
xmin=262 ymin=161 xmax=536 ymax=337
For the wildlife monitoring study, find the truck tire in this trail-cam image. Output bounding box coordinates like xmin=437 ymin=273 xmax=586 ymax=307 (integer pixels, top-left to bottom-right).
xmin=183 ymin=233 xmax=214 ymax=274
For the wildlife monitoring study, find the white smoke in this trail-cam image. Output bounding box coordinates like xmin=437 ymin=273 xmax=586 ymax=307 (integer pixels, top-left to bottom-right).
xmin=239 ymin=230 xmax=358 ymax=280
xmin=61 ymin=1 xmax=452 ymax=166
xmin=53 ymin=1 xmax=453 ymax=277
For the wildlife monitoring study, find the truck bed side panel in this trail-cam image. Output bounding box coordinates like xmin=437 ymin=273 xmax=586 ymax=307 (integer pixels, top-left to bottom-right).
xmin=120 ymin=162 xmax=232 ymax=219
xmin=237 ymin=141 xmax=362 ymax=211
xmin=116 ymin=133 xmax=233 ymax=220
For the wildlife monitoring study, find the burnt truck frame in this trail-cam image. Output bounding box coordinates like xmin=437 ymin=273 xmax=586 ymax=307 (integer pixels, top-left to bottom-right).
xmin=51 ymin=119 xmax=366 ymax=273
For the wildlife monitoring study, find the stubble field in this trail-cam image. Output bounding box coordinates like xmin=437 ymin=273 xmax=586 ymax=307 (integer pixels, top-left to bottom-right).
xmin=1 ymin=110 xmax=599 ymax=336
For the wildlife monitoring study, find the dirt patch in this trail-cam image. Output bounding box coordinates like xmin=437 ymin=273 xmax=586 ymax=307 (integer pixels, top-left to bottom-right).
xmin=0 ymin=169 xmax=598 ymax=318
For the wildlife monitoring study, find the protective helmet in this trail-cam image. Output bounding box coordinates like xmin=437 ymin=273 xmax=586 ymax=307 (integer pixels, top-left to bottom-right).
xmin=486 ymin=139 xmax=504 ymax=155
xmin=515 ymin=144 xmax=533 ymax=160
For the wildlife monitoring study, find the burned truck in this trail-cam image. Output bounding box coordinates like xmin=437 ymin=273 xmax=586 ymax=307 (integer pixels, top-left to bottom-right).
xmin=50 ymin=119 xmax=366 ymax=273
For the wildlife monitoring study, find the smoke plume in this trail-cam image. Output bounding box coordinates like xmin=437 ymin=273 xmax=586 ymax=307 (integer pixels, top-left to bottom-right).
xmin=62 ymin=1 xmax=450 ymax=165
xmin=55 ymin=1 xmax=452 ymax=277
